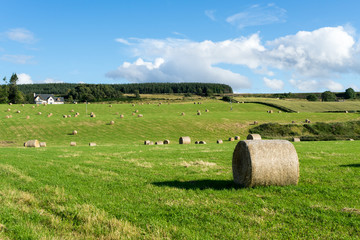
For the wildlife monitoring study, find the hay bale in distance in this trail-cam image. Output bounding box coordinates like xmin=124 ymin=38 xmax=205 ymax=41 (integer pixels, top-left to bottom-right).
xmin=132 ymin=112 xmax=135 ymax=116
xmin=293 ymin=137 xmax=300 ymax=142
xmin=197 ymin=112 xmax=201 ymax=115
xmin=39 ymin=142 xmax=47 ymax=147
xmin=109 ymin=105 xmax=112 ymax=107
xmin=305 ymin=119 xmax=310 ymax=123
xmin=199 ymin=141 xmax=206 ymax=144
xmin=109 ymin=120 xmax=115 ymax=125
xmin=5 ymin=115 xmax=9 ymax=119
xmin=347 ymin=138 xmax=354 ymax=141
xmin=181 ymin=112 xmax=185 ymax=116
xmin=292 ymin=121 xmax=296 ymax=124
xmin=70 ymin=142 xmax=76 ymax=146
xmin=38 ymin=112 xmax=42 ymax=115
xmin=217 ymin=139 xmax=223 ymax=144
xmin=7 ymin=109 xmax=11 ymax=112
xmin=72 ymin=130 xmax=78 ymax=135
xmin=232 ymin=140 xmax=299 ymax=187
xmin=179 ymin=136 xmax=191 ymax=144
xmin=138 ymin=114 xmax=143 ymax=117
xmin=247 ymin=134 xmax=262 ymax=140
xmin=24 ymin=140 xmax=40 ymax=148
xmin=253 ymin=121 xmax=258 ymax=125
xmin=234 ymin=136 xmax=240 ymax=140
xmin=63 ymin=115 xmax=68 ymax=118
xmin=32 ymin=106 xmax=35 ymax=109
xmin=71 ymin=109 xmax=74 ymax=112
xmin=195 ymin=141 xmax=199 ymax=144
xmin=228 ymin=137 xmax=235 ymax=141
xmin=89 ymin=142 xmax=96 ymax=147
xmin=26 ymin=115 xmax=30 ymax=119
xmin=67 ymin=115 xmax=71 ymax=118
xmin=135 ymin=110 xmax=139 ymax=113
xmin=120 ymin=114 xmax=124 ymax=118
xmin=164 ymin=139 xmax=170 ymax=144
xmin=144 ymin=140 xmax=151 ymax=145
xmin=205 ymin=109 xmax=209 ymax=112
xmin=155 ymin=141 xmax=164 ymax=145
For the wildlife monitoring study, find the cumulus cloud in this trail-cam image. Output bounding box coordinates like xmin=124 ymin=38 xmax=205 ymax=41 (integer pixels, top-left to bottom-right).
xmin=263 ymin=77 xmax=284 ymax=90
xmin=108 ymin=26 xmax=360 ymax=91
xmin=289 ymin=79 xmax=344 ymax=92
xmin=17 ymin=73 xmax=33 ymax=84
xmin=115 ymin=38 xmax=131 ymax=45
xmin=1 ymin=54 xmax=35 ymax=64
xmin=5 ymin=28 xmax=36 ymax=44
xmin=44 ymin=78 xmax=63 ymax=83
xmin=226 ymin=3 xmax=286 ymax=29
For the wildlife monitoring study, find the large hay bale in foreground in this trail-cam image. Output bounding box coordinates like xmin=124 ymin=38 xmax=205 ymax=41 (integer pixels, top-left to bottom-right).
xmin=24 ymin=140 xmax=40 ymax=148
xmin=179 ymin=136 xmax=191 ymax=144
xmin=232 ymin=140 xmax=299 ymax=187
xmin=39 ymin=142 xmax=46 ymax=147
xmin=70 ymin=142 xmax=77 ymax=146
xmin=247 ymin=134 xmax=261 ymax=140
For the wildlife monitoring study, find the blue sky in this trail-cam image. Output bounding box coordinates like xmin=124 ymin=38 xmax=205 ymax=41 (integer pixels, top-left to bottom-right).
xmin=1 ymin=0 xmax=360 ymax=93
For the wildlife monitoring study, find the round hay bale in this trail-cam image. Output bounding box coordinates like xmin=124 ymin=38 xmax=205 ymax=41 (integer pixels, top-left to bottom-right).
xmin=228 ymin=137 xmax=234 ymax=141
xmin=347 ymin=138 xmax=354 ymax=141
xmin=197 ymin=112 xmax=201 ymax=115
xmin=292 ymin=121 xmax=296 ymax=124
xmin=278 ymin=111 xmax=282 ymax=113
xmin=345 ymin=111 xmax=348 ymax=113
xmin=63 ymin=115 xmax=68 ymax=118
xmin=36 ymin=104 xmax=39 ymax=107
xmin=164 ymin=139 xmax=170 ymax=144
xmin=39 ymin=142 xmax=47 ymax=147
xmin=9 ymin=103 xmax=12 ymax=105
xmin=115 ymin=112 xmax=119 ymax=115
xmin=21 ymin=104 xmax=24 ymax=107
xmin=26 ymin=115 xmax=30 ymax=119
xmin=74 ymin=114 xmax=78 ymax=118
xmin=32 ymin=106 xmax=35 ymax=109
xmin=135 ymin=110 xmax=139 ymax=113
xmin=305 ymin=119 xmax=310 ymax=123
xmin=268 ymin=110 xmax=273 ymax=113
xmin=90 ymin=114 xmax=96 ymax=118
xmin=110 ymin=120 xmax=115 ymax=125
xmin=181 ymin=112 xmax=185 ymax=116
xmin=144 ymin=140 xmax=151 ymax=145
xmin=253 ymin=121 xmax=258 ymax=125
xmin=232 ymin=140 xmax=299 ymax=187
xmin=132 ymin=112 xmax=135 ymax=116
xmin=89 ymin=142 xmax=96 ymax=147
xmin=7 ymin=109 xmax=10 ymax=112
xmin=120 ymin=114 xmax=124 ymax=118
xmin=247 ymin=134 xmax=261 ymax=140
xmin=155 ymin=141 xmax=164 ymax=145
xmin=195 ymin=141 xmax=199 ymax=144
xmin=292 ymin=137 xmax=300 ymax=142
xmin=76 ymin=112 xmax=80 ymax=116
xmin=67 ymin=115 xmax=71 ymax=118
xmin=109 ymin=105 xmax=112 ymax=107
xmin=5 ymin=115 xmax=9 ymax=119
xmin=138 ymin=114 xmax=143 ymax=117
xmin=217 ymin=139 xmax=223 ymax=144
xmin=205 ymin=109 xmax=209 ymax=112
xmin=234 ymin=136 xmax=240 ymax=140
xmin=71 ymin=109 xmax=74 ymax=112
xmin=24 ymin=140 xmax=40 ymax=148
xmin=70 ymin=142 xmax=77 ymax=146
xmin=199 ymin=141 xmax=206 ymax=144
xmin=72 ymin=130 xmax=78 ymax=135
xmin=149 ymin=141 xmax=154 ymax=145
xmin=38 ymin=112 xmax=42 ymax=115
xmin=179 ymin=136 xmax=191 ymax=144
xmin=132 ymin=104 xmax=135 ymax=107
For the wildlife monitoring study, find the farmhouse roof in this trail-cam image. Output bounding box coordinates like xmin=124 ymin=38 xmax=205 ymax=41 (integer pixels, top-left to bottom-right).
xmin=34 ymin=94 xmax=64 ymax=102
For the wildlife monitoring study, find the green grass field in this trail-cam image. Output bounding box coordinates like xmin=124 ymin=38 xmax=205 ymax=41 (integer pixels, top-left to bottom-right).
xmin=0 ymin=100 xmax=359 ymax=239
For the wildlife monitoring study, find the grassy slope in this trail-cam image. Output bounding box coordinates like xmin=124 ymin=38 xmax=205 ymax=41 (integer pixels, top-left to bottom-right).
xmin=0 ymin=100 xmax=359 ymax=239
xmin=234 ymin=97 xmax=360 ymax=112
xmin=1 ymin=101 xmax=359 ymax=147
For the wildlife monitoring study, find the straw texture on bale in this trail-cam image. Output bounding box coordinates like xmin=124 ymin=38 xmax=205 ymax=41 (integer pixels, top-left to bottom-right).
xmin=164 ymin=139 xmax=170 ymax=144
xmin=179 ymin=136 xmax=191 ymax=144
xmin=247 ymin=134 xmax=261 ymax=140
xmin=232 ymin=140 xmax=299 ymax=187
xmin=292 ymin=137 xmax=300 ymax=142
xmin=24 ymin=140 xmax=40 ymax=148
xmin=40 ymin=142 xmax=47 ymax=147
xmin=155 ymin=141 xmax=164 ymax=145
xmin=217 ymin=139 xmax=223 ymax=144
xmin=70 ymin=142 xmax=76 ymax=146
xmin=89 ymin=142 xmax=96 ymax=146
xmin=234 ymin=136 xmax=240 ymax=140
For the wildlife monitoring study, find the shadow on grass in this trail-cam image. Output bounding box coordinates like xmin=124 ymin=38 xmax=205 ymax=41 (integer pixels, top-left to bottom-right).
xmin=340 ymin=164 xmax=360 ymax=167
xmin=152 ymin=180 xmax=239 ymax=190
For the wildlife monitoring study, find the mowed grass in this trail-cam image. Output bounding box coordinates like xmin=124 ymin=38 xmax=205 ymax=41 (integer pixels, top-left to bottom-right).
xmin=0 ymin=100 xmax=359 ymax=239
xmin=1 ymin=101 xmax=360 ymax=147
xmin=234 ymin=97 xmax=360 ymax=113
xmin=0 ymin=141 xmax=359 ymax=239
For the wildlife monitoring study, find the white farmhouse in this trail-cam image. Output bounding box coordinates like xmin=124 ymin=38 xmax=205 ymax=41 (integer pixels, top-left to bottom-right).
xmin=34 ymin=93 xmax=64 ymax=104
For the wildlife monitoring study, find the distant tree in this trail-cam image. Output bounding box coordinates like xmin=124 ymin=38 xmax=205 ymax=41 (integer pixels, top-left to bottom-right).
xmin=134 ymin=90 xmax=140 ymax=99
xmin=344 ymin=87 xmax=356 ymax=99
xmin=8 ymin=73 xmax=24 ymax=104
xmin=0 ymin=77 xmax=9 ymax=103
xmin=306 ymin=94 xmax=318 ymax=101
xmin=321 ymin=91 xmax=336 ymax=102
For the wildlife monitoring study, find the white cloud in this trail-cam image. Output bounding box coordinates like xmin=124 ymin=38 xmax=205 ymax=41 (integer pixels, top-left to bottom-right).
xmin=263 ymin=77 xmax=284 ymax=90
xmin=205 ymin=10 xmax=216 ymax=21
xmin=289 ymin=79 xmax=343 ymax=92
xmin=109 ymin=26 xmax=360 ymax=91
xmin=17 ymin=73 xmax=33 ymax=84
xmin=0 ymin=54 xmax=35 ymax=64
xmin=115 ymin=38 xmax=131 ymax=45
xmin=5 ymin=28 xmax=36 ymax=44
xmin=44 ymin=78 xmax=63 ymax=84
xmin=226 ymin=4 xmax=286 ymax=29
